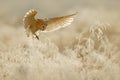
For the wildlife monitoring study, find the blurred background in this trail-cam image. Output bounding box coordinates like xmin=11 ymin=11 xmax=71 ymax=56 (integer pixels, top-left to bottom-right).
xmin=0 ymin=0 xmax=120 ymax=26
xmin=0 ymin=0 xmax=120 ymax=50
xmin=0 ymin=1 xmax=120 ymax=80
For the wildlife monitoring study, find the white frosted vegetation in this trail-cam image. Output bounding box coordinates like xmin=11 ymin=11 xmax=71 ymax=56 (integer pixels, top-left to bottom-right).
xmin=0 ymin=10 xmax=120 ymax=80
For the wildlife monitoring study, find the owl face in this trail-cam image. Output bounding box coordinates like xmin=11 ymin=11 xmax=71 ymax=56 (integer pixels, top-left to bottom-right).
xmin=41 ymin=25 xmax=47 ymax=31
xmin=36 ymin=19 xmax=47 ymax=31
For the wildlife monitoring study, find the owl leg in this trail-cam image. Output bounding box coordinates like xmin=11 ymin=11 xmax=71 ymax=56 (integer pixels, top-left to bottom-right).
xmin=34 ymin=33 xmax=39 ymax=40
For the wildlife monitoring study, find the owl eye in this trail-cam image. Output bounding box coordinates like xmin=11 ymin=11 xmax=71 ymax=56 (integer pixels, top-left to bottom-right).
xmin=41 ymin=25 xmax=47 ymax=30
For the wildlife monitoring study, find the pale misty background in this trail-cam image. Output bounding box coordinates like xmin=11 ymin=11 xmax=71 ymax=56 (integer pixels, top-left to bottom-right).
xmin=0 ymin=0 xmax=120 ymax=80
xmin=0 ymin=0 xmax=119 ymax=26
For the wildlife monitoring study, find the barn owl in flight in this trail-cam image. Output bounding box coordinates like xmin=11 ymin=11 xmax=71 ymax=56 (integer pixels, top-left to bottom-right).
xmin=23 ymin=9 xmax=77 ymax=40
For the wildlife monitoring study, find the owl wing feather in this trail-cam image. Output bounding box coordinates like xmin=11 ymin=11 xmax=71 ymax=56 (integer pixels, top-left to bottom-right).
xmin=44 ymin=13 xmax=77 ymax=32
xmin=23 ymin=9 xmax=37 ymax=29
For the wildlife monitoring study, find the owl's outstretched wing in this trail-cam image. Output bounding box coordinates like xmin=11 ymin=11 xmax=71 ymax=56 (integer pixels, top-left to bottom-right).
xmin=23 ymin=9 xmax=37 ymax=29
xmin=44 ymin=13 xmax=77 ymax=32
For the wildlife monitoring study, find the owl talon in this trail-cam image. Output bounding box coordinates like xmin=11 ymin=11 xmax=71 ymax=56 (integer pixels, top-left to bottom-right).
xmin=34 ymin=34 xmax=39 ymax=40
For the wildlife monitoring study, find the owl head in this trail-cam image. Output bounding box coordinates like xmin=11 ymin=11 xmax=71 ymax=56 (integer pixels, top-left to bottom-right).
xmin=36 ymin=19 xmax=47 ymax=31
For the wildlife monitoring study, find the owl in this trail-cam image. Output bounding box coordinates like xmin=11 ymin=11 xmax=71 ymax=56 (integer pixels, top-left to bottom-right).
xmin=23 ymin=9 xmax=77 ymax=40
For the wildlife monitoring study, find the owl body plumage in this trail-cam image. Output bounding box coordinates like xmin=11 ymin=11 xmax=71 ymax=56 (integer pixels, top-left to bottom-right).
xmin=23 ymin=9 xmax=76 ymax=39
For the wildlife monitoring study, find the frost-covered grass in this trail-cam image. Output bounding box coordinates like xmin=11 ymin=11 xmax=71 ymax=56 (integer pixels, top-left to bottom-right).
xmin=0 ymin=9 xmax=120 ymax=80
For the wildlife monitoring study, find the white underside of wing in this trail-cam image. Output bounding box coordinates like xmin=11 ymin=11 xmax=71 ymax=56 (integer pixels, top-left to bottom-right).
xmin=23 ymin=9 xmax=37 ymax=29
xmin=43 ymin=13 xmax=76 ymax=32
xmin=46 ymin=19 xmax=73 ymax=32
